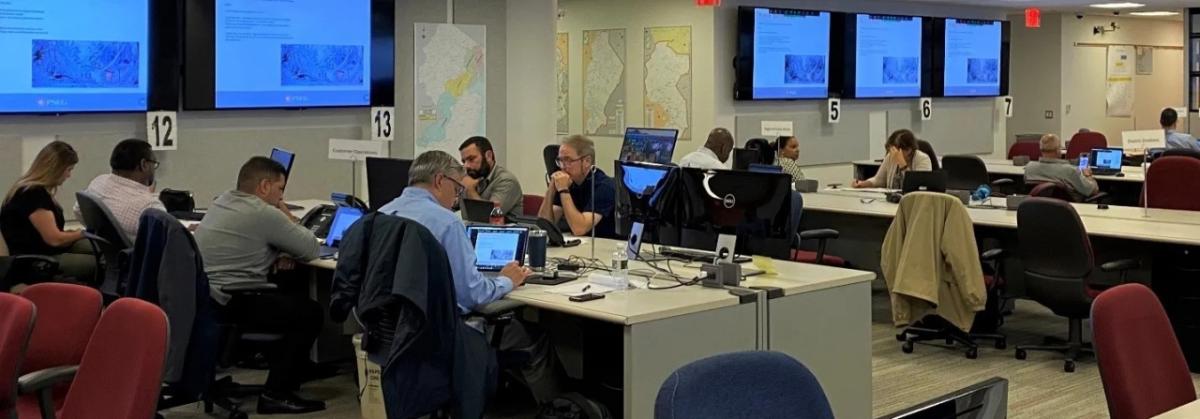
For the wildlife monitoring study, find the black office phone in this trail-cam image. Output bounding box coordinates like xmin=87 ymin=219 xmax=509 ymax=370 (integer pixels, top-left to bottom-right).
xmin=512 ymin=215 xmax=582 ymax=248
xmin=300 ymin=193 xmax=367 ymax=239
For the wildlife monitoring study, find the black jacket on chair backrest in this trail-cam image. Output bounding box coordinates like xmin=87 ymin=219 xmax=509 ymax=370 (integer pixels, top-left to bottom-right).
xmin=331 ymin=213 xmax=495 ymax=419
xmin=125 ymin=209 xmax=219 ymax=399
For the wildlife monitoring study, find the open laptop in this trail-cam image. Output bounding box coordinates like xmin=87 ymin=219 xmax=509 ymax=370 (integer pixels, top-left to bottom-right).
xmin=319 ymin=206 xmax=364 ymax=258
xmin=901 ymin=171 xmax=948 ymax=194
xmin=270 ymin=147 xmax=304 ymax=211
xmin=467 ymin=225 xmax=529 ymax=275
xmin=461 ymin=198 xmax=496 ymax=223
xmin=1088 ymin=147 xmax=1123 ymax=176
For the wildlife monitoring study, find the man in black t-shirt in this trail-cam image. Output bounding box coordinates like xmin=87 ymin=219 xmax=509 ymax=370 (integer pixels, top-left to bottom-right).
xmin=538 ymin=135 xmax=617 ymax=238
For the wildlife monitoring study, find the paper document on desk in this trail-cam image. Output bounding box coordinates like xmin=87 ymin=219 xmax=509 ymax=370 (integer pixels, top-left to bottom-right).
xmin=546 ymin=281 xmax=621 ymax=297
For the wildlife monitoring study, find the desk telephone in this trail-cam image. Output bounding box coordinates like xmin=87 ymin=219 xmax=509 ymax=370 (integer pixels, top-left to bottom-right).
xmin=300 ymin=193 xmax=368 ymax=239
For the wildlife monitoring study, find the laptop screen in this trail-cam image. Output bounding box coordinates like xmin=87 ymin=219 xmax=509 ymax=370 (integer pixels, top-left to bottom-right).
xmin=1089 ymin=148 xmax=1122 ymax=171
xmin=327 ymin=206 xmax=364 ymax=247
xmin=270 ymin=148 xmax=295 ymax=176
xmin=467 ymin=226 xmax=529 ymax=271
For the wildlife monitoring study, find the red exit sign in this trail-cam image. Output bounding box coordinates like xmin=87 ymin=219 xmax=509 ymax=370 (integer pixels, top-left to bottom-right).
xmin=1025 ymin=8 xmax=1041 ymax=28
xmin=696 ymin=0 xmax=720 ymax=6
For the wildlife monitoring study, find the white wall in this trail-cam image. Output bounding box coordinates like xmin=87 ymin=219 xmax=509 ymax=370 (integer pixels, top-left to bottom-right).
xmin=1007 ymin=13 xmax=1063 ymax=146
xmin=506 ymin=0 xmax=559 ymax=190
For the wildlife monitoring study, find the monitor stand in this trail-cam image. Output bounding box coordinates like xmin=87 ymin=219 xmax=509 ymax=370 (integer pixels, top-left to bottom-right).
xmin=626 ymin=222 xmax=645 ymax=260
xmin=714 ymin=233 xmax=738 ymax=265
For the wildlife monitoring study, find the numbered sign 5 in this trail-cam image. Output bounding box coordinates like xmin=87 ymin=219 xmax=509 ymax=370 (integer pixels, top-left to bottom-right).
xmin=827 ymin=98 xmax=841 ymax=124
xmin=1002 ymin=96 xmax=1014 ymax=118
xmin=919 ymin=98 xmax=933 ymax=121
xmin=146 ymin=111 xmax=178 ymax=151
xmin=371 ymin=106 xmax=395 ymax=141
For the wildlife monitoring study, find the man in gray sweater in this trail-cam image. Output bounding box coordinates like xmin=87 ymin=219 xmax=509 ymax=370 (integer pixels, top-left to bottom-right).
xmin=195 ymin=157 xmax=325 ymax=414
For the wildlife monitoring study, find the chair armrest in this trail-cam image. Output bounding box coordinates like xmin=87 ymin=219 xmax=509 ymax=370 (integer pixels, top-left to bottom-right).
xmin=219 ymin=282 xmax=279 ymax=293
xmin=990 ymin=178 xmax=1015 ymax=186
xmin=980 ymin=248 xmax=1005 ymax=261
xmin=472 ymin=299 xmax=525 ymax=321
xmin=11 ymin=255 xmax=57 ymax=264
xmin=1100 ymin=259 xmax=1140 ymax=273
xmin=799 ymin=229 xmax=840 ymax=241
xmin=1084 ymin=192 xmax=1109 ymax=204
xmin=17 ymin=365 xmax=78 ymax=395
xmin=80 ymin=232 xmax=110 ymax=248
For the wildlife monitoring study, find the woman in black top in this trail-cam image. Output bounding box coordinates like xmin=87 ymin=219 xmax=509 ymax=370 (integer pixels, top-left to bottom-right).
xmin=1 ymin=141 xmax=94 ymax=287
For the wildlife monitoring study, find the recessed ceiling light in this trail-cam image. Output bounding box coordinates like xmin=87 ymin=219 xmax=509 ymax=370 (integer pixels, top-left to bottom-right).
xmin=1089 ymin=2 xmax=1146 ymax=9
xmin=1129 ymin=11 xmax=1180 ymax=16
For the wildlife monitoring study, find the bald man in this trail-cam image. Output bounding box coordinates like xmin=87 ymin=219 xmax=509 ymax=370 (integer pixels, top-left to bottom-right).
xmin=679 ymin=128 xmax=734 ymax=170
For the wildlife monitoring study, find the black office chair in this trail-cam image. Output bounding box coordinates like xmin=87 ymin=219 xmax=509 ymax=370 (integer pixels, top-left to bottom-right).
xmin=745 ymin=138 xmax=774 ymax=165
xmin=1014 ymin=198 xmax=1139 ymax=372
xmin=788 ymin=192 xmax=845 ymax=267
xmin=543 ymin=144 xmax=560 ymax=183
xmin=74 ymin=192 xmax=132 ymax=294
xmin=0 ymin=232 xmax=58 ymax=291
xmin=917 ymin=140 xmax=941 ymax=171
xmin=1160 ymin=148 xmax=1200 ymax=161
xmin=1026 ymin=182 xmax=1108 ymax=204
xmin=942 ymin=155 xmax=1014 ymax=194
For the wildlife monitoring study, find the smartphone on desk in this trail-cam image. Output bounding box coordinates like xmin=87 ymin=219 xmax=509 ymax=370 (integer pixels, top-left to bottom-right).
xmin=1078 ymin=153 xmax=1089 ymax=172
xmin=569 ymin=293 xmax=605 ymax=302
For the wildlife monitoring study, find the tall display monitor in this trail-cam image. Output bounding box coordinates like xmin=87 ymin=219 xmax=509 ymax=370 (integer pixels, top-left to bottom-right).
xmin=935 ymin=18 xmax=1009 ymax=97
xmin=734 ymin=7 xmax=838 ymax=100
xmin=843 ymin=13 xmax=931 ymax=99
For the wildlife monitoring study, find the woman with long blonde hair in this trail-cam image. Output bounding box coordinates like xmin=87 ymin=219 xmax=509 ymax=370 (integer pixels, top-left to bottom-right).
xmin=1 ymin=141 xmax=94 ymax=286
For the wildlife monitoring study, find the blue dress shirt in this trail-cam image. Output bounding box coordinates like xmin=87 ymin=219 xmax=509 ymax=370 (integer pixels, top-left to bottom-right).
xmin=1165 ymin=130 xmax=1200 ymax=152
xmin=379 ymin=187 xmax=513 ymax=313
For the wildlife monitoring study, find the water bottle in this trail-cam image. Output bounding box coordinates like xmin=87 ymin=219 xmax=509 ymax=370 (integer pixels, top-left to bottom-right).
xmin=610 ymin=243 xmax=629 ymax=289
xmin=489 ymin=202 xmax=505 ymax=225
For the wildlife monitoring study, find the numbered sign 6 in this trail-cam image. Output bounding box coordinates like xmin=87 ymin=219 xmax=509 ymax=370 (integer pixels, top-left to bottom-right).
xmin=919 ymin=98 xmax=933 ymax=121
xmin=1002 ymin=96 xmax=1014 ymax=118
xmin=146 ymin=111 xmax=177 ymax=151
xmin=827 ymin=98 xmax=841 ymax=124
xmin=371 ymin=106 xmax=395 ymax=141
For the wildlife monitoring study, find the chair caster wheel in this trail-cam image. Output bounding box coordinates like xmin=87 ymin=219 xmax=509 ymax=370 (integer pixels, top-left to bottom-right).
xmin=966 ymin=348 xmax=978 ymax=359
xmin=901 ymin=341 xmax=914 ymax=353
xmin=896 ymin=333 xmax=906 ymax=342
xmin=1015 ymin=349 xmax=1027 ymax=360
xmin=946 ymin=337 xmax=955 ymax=345
xmin=1064 ymin=360 xmax=1076 ymax=373
xmin=995 ymin=339 xmax=1007 ymax=350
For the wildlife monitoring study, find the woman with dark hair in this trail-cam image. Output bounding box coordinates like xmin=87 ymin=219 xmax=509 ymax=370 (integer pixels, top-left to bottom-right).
xmin=774 ymin=136 xmax=806 ymax=182
xmin=853 ymin=129 xmax=933 ymax=189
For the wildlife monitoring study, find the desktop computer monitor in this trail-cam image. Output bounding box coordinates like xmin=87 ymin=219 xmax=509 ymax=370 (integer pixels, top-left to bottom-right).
xmin=731 ymin=148 xmax=763 ymax=171
xmin=366 ymin=157 xmax=412 ymax=211
xmin=620 ymin=127 xmax=679 ymax=164
xmin=270 ymin=148 xmax=296 ymax=181
xmin=674 ymin=168 xmax=793 ymax=262
xmin=614 ymin=161 xmax=678 ymax=258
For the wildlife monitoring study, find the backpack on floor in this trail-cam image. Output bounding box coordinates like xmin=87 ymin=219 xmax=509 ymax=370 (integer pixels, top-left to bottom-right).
xmin=535 ymin=393 xmax=612 ymax=419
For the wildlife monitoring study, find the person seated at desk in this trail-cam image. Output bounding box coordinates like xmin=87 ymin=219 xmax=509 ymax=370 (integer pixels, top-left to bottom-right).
xmin=774 ymin=135 xmax=806 ymax=182
xmin=378 ymin=151 xmax=565 ymax=403
xmin=1162 ymin=108 xmax=1200 ymax=152
xmin=194 ymin=157 xmax=325 ymax=415
xmin=459 ymin=136 xmax=524 ymax=219
xmin=77 ymin=138 xmax=165 ymax=243
xmin=1024 ymin=134 xmax=1099 ymax=199
xmin=540 ymin=135 xmax=618 ymax=238
xmin=0 ymin=141 xmax=95 ymax=288
xmin=853 ymin=129 xmax=932 ymax=189
xmin=679 ymin=128 xmax=734 ymax=170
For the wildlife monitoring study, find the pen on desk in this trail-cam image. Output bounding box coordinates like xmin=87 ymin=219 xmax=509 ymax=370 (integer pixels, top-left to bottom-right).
xmin=581 ymin=285 xmax=591 ymax=293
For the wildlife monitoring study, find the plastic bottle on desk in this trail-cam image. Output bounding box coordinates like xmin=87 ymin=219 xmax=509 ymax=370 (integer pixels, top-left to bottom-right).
xmin=489 ymin=202 xmax=505 ymax=225
xmin=611 ymin=243 xmax=629 ymax=289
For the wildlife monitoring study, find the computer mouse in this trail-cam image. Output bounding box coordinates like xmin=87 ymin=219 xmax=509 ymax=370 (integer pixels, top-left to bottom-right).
xmin=1098 ymin=203 xmax=1109 ymax=210
xmin=1115 ymin=172 xmax=1126 ymax=177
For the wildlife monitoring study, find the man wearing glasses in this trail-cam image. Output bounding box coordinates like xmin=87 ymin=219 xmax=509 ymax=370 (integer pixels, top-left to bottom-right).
xmin=77 ymin=138 xmax=166 ymax=242
xmin=538 ymin=135 xmax=617 ymax=238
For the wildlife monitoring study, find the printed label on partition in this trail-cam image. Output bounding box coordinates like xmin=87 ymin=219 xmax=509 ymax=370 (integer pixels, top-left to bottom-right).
xmin=1003 ymin=96 xmax=1014 ymax=118
xmin=371 ymin=107 xmax=394 ymax=141
xmin=761 ymin=120 xmax=793 ymax=137
xmin=146 ymin=111 xmax=178 ymax=151
xmin=919 ymin=97 xmax=933 ymax=121
xmin=328 ymin=138 xmax=388 ymax=161
xmin=828 ymin=98 xmax=841 ymax=124
xmin=1121 ymin=130 xmax=1166 ymax=155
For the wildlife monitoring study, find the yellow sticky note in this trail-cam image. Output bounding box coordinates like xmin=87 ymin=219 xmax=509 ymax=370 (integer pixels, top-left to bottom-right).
xmin=752 ymin=255 xmax=778 ymax=276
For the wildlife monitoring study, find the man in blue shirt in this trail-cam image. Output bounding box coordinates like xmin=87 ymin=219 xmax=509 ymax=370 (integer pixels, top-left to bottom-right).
xmin=1162 ymin=108 xmax=1200 ymax=152
xmin=379 ymin=150 xmax=562 ymax=403
xmin=539 ymin=135 xmax=618 ymax=238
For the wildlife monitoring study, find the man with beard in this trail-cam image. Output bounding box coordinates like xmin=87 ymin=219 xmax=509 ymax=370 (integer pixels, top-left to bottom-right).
xmin=459 ymin=136 xmax=524 ymax=219
xmin=76 ymin=138 xmax=167 ymax=243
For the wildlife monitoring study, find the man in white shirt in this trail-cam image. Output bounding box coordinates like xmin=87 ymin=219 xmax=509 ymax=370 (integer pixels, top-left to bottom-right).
xmin=78 ymin=139 xmax=165 ymax=243
xmin=679 ymin=128 xmax=734 ymax=170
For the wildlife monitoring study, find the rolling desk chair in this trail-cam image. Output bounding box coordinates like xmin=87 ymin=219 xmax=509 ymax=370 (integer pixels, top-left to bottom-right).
xmin=1093 ymin=284 xmax=1196 ymax=419
xmin=942 ymin=155 xmax=1014 ymax=194
xmin=1014 ymin=198 xmax=1138 ymax=372
xmin=543 ymin=144 xmax=560 ymax=182
xmin=745 ymin=138 xmax=774 ymax=165
xmin=789 ymin=192 xmax=845 ymax=267
xmin=1159 ymin=148 xmax=1200 ymax=160
xmin=0 ymin=233 xmax=58 ymax=292
xmin=654 ymin=351 xmax=833 ymax=419
xmin=917 ymin=140 xmax=940 ymax=171
xmin=1027 ymin=182 xmax=1107 ymax=204
xmin=74 ymin=192 xmax=132 ymax=294
xmin=14 ymin=283 xmax=102 ymax=419
xmin=1066 ymin=131 xmax=1108 ymax=159
xmin=0 ymin=293 xmax=35 ymax=419
xmin=1142 ymin=156 xmax=1200 ymax=211
xmin=522 ymin=194 xmax=544 ymax=217
xmin=1008 ymin=141 xmax=1041 ymax=161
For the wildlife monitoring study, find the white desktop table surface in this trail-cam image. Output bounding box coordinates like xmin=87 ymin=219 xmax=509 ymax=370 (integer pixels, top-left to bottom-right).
xmin=1153 ymin=400 xmax=1200 ymax=419
xmin=852 ymin=158 xmax=1146 ymax=183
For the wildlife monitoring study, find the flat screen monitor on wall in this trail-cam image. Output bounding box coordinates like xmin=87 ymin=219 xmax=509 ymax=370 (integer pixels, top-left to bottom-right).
xmin=936 ymin=18 xmax=1009 ymax=97
xmin=184 ymin=0 xmax=395 ymax=110
xmin=735 ymin=7 xmax=840 ymax=100
xmin=844 ymin=13 xmax=930 ymax=99
xmin=0 ymin=0 xmax=177 ymax=113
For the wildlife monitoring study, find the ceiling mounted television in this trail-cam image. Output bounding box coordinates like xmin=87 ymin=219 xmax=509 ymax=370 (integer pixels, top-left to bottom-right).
xmin=934 ymin=18 xmax=1010 ymax=97
xmin=842 ymin=13 xmax=932 ymax=99
xmin=734 ymin=7 xmax=842 ymax=101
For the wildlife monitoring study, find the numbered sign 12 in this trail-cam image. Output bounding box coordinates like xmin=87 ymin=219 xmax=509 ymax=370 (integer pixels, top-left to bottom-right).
xmin=371 ymin=106 xmax=395 ymax=141
xmin=146 ymin=111 xmax=177 ymax=151
xmin=919 ymin=98 xmax=933 ymax=121
xmin=1002 ymin=96 xmax=1014 ymax=118
xmin=827 ymin=98 xmax=841 ymax=124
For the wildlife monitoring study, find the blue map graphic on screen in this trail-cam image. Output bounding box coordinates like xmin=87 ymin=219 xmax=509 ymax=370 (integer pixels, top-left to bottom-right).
xmin=882 ymin=57 xmax=918 ymax=84
xmin=967 ymin=58 xmax=999 ymax=84
xmin=280 ymin=44 xmax=364 ymax=86
xmin=31 ymin=40 xmax=139 ymax=88
xmin=784 ymin=55 xmax=825 ymax=84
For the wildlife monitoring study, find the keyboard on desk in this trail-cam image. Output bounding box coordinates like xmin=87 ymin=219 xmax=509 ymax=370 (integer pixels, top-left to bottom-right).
xmin=657 ymin=247 xmax=752 ymax=264
xmin=170 ymin=211 xmax=205 ymax=222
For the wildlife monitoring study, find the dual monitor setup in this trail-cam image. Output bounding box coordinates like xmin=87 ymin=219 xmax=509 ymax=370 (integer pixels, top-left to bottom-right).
xmin=734 ymin=6 xmax=1010 ymax=100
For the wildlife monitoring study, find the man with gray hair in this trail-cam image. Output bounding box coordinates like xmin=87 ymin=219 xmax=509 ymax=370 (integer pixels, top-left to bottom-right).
xmin=1024 ymin=133 xmax=1099 ymax=199
xmin=539 ymin=135 xmax=617 ymax=238
xmin=378 ymin=150 xmax=563 ymax=402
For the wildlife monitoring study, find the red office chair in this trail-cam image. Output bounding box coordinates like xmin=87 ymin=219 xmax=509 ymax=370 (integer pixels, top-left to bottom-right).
xmin=522 ymin=194 xmax=543 ymax=217
xmin=1028 ymin=182 xmax=1107 ymax=204
xmin=0 ymin=294 xmax=35 ymax=419
xmin=1066 ymin=132 xmax=1108 ymax=159
xmin=1094 ymin=284 xmax=1195 ymax=419
xmin=57 ymin=298 xmax=168 ymax=419
xmin=1142 ymin=156 xmax=1200 ymax=211
xmin=1014 ymin=198 xmax=1138 ymax=372
xmin=14 ymin=284 xmax=102 ymax=419
xmin=1007 ymin=141 xmax=1041 ymax=161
